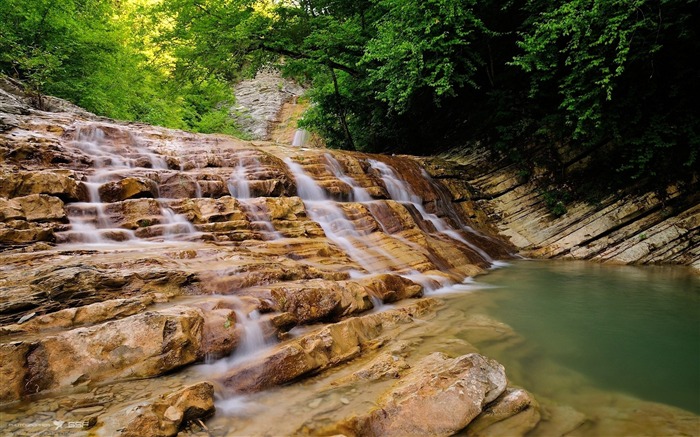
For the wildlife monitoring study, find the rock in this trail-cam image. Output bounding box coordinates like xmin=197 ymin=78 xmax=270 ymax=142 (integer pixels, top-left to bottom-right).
xmin=0 ymin=297 xmax=150 ymax=334
xmin=421 ymin=154 xmax=699 ymax=270
xmin=20 ymin=306 xmax=203 ymax=396
xmin=0 ymin=342 xmax=31 ymax=402
xmin=118 ymin=382 xmax=215 ymax=437
xmin=0 ymin=198 xmax=24 ymax=221
xmin=335 ymin=352 xmax=507 ymax=437
xmin=15 ymin=194 xmax=66 ymax=222
xmin=16 ymin=171 xmax=83 ymax=201
xmin=0 ymin=221 xmax=55 ymax=244
xmin=268 ymin=279 xmax=373 ymax=324
xmin=199 ymin=308 xmax=241 ymax=359
xmin=232 ymin=69 xmax=305 ymax=140
xmin=356 ymin=274 xmax=423 ymax=303
xmin=98 ymin=177 xmax=159 ymax=202
xmin=465 ymin=387 xmax=540 ymax=436
xmin=219 ymin=299 xmax=439 ymax=394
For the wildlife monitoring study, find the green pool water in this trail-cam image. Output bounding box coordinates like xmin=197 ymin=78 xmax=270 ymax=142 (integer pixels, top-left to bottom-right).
xmin=459 ymin=260 xmax=700 ymax=414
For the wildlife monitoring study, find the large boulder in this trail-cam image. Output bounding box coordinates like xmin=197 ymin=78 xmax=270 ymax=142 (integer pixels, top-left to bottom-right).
xmin=337 ymin=352 xmax=508 ymax=437
xmin=15 ymin=306 xmax=203 ymax=399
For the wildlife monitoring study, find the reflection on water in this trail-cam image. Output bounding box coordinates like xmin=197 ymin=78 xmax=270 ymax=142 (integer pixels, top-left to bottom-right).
xmin=464 ymin=260 xmax=700 ymax=415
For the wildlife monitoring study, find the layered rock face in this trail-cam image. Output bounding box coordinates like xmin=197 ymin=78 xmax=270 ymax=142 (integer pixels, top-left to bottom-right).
xmin=421 ymin=149 xmax=699 ymax=271
xmin=0 ymin=83 xmax=525 ymax=435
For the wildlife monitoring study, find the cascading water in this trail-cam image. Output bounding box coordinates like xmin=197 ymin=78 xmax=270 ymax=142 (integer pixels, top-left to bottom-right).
xmin=368 ymin=159 xmax=495 ymax=264
xmin=58 ymin=124 xmax=198 ymax=244
xmin=227 ymin=157 xmax=281 ymax=240
xmin=324 ymin=153 xmax=372 ymax=202
xmin=283 ymin=157 xmax=403 ymax=274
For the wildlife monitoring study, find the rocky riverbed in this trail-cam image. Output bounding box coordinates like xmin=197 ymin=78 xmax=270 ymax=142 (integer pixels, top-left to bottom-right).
xmin=0 ymin=78 xmax=531 ymax=436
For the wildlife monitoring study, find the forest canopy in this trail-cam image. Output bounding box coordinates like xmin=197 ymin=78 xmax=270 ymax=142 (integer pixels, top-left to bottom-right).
xmin=1 ymin=0 xmax=698 ymax=192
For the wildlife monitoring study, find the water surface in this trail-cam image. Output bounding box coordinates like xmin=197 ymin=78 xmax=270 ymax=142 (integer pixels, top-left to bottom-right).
xmin=452 ymin=260 xmax=700 ymax=414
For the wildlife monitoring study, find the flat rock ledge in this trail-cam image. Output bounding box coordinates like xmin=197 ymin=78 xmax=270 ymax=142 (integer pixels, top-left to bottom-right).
xmin=325 ymin=352 xmax=538 ymax=437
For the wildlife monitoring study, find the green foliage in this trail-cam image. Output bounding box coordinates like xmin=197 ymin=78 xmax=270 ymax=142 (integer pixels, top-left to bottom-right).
xmin=540 ymin=188 xmax=571 ymax=217
xmin=513 ymin=0 xmax=699 ymax=185
xmin=0 ymin=0 xmax=242 ymax=135
xmin=1 ymin=0 xmax=696 ymax=196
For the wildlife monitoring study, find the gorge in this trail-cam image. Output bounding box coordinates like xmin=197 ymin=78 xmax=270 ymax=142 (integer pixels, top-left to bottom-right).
xmin=1 ymin=79 xmax=698 ymax=436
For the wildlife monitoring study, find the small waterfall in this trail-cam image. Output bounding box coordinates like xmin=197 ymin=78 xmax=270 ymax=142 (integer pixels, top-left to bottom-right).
xmin=228 ymin=160 xmax=252 ymax=199
xmin=239 ymin=199 xmax=282 ymax=240
xmin=59 ymin=124 xmax=198 ymax=245
xmin=292 ymin=129 xmax=310 ymax=147
xmin=324 ymin=153 xmax=372 ymax=202
xmin=284 ymin=157 xmax=399 ymax=274
xmin=228 ymin=157 xmax=281 ymax=240
xmin=160 ymin=203 xmax=197 ymax=238
xmin=202 ymin=297 xmax=274 ymax=371
xmin=369 ymin=159 xmax=494 ymax=264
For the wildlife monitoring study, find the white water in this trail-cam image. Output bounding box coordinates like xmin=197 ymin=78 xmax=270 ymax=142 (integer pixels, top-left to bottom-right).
xmin=59 ymin=124 xmax=198 ymax=245
xmin=200 ymin=297 xmax=274 ymax=372
xmin=284 ymin=157 xmax=404 ymax=274
xmin=227 ymin=157 xmax=281 ymax=240
xmin=369 ymin=159 xmax=494 ymax=264
xmin=324 ymin=153 xmax=373 ymax=202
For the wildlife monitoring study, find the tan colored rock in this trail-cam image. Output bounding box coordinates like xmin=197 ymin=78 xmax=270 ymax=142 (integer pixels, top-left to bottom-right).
xmin=22 ymin=306 xmax=203 ymax=395
xmin=0 ymin=198 xmax=23 ymax=221
xmin=219 ymin=299 xmax=439 ymax=393
xmin=15 ymin=194 xmax=65 ymax=222
xmin=0 ymin=221 xmax=55 ymax=244
xmin=465 ymin=387 xmax=541 ymax=436
xmin=0 ymin=341 xmax=31 ymax=403
xmin=17 ymin=170 xmax=83 ymax=201
xmin=98 ymin=177 xmax=158 ymax=202
xmin=199 ymin=308 xmax=241 ymax=359
xmin=269 ymin=280 xmax=372 ymax=324
xmin=336 ymin=352 xmax=507 ymax=437
xmin=118 ymin=382 xmax=215 ymax=437
xmin=0 ymin=297 xmax=151 ymax=335
xmin=356 ymin=274 xmax=423 ymax=303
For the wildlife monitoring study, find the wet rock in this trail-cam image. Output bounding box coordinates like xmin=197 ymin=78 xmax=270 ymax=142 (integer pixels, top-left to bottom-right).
xmin=356 ymin=274 xmax=423 ymax=303
xmin=269 ymin=279 xmax=373 ymax=324
xmin=199 ymin=308 xmax=241 ymax=359
xmin=219 ymin=299 xmax=439 ymax=393
xmin=335 ymin=352 xmax=507 ymax=437
xmin=465 ymin=387 xmax=540 ymax=436
xmin=117 ymin=382 xmax=215 ymax=437
xmin=99 ymin=177 xmax=159 ymax=202
xmin=0 ymin=297 xmax=151 ymax=335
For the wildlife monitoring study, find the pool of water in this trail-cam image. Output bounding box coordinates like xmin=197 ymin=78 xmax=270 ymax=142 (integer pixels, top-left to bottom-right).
xmin=450 ymin=260 xmax=700 ymax=414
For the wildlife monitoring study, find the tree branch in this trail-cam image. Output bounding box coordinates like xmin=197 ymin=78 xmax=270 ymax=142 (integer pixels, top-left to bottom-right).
xmin=260 ymin=43 xmax=362 ymax=77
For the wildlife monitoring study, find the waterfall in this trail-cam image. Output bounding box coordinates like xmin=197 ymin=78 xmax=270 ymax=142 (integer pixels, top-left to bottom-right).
xmin=369 ymin=159 xmax=494 ymax=264
xmin=324 ymin=153 xmax=372 ymax=202
xmin=228 ymin=157 xmax=282 ymax=240
xmin=58 ymin=124 xmax=198 ymax=245
xmin=284 ymin=157 xmax=402 ymax=274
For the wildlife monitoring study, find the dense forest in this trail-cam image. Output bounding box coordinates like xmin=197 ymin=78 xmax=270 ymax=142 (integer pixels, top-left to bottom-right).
xmin=1 ymin=0 xmax=698 ymax=197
